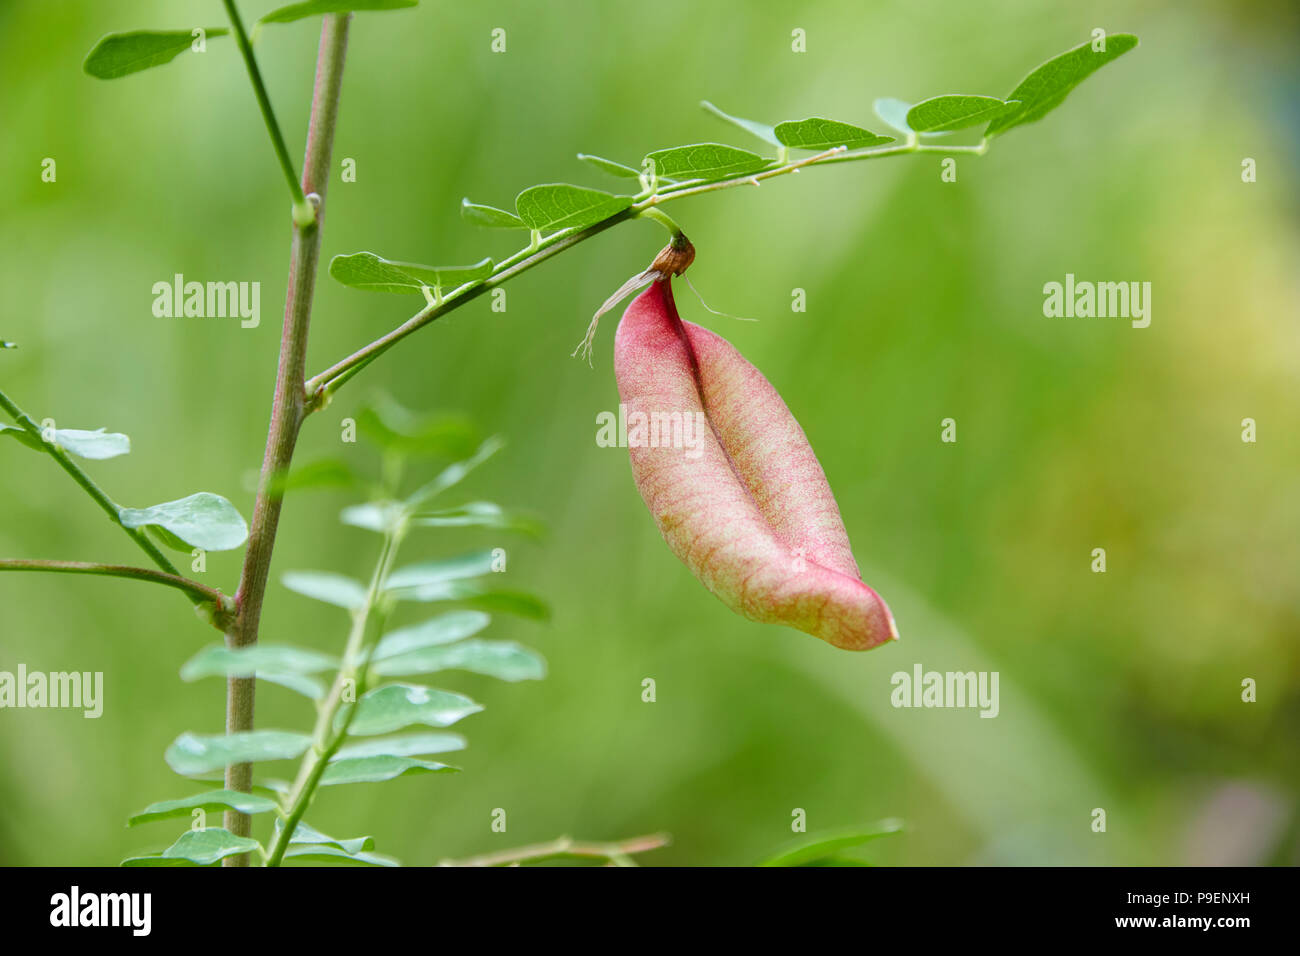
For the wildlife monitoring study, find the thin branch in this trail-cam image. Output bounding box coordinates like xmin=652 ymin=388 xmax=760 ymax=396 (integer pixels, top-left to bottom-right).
xmin=221 ymin=0 xmax=313 ymax=225
xmin=304 ymin=209 xmax=636 ymax=399
xmin=0 ymin=559 xmax=232 ymax=612
xmin=304 ymin=137 xmax=988 ymax=400
xmin=437 ymin=832 xmax=672 ymax=867
xmin=222 ymin=11 xmax=352 ymax=865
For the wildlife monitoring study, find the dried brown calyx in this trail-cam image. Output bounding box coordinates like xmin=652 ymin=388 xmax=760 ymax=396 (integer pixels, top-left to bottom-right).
xmin=650 ymin=234 xmax=696 ymax=278
xmin=572 ymin=233 xmax=696 ymax=366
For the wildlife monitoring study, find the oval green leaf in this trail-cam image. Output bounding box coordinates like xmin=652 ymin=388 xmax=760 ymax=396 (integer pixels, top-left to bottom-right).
xmin=643 ymin=143 xmax=768 ymax=181
xmin=515 ymin=184 xmax=633 ymax=233
xmin=385 ymin=551 xmax=498 ymax=591
xmin=161 ymin=828 xmax=261 ymax=866
xmin=123 ymin=828 xmax=262 ymax=866
xmin=319 ymin=754 xmax=458 ymax=786
xmin=119 ymin=492 xmax=247 ymax=552
xmin=773 ymin=118 xmax=893 ymax=151
xmin=128 ymin=790 xmax=280 ymax=827
xmin=328 ymin=252 xmax=423 ymax=295
xmin=372 ymin=638 xmax=546 ymax=681
xmin=274 ymin=819 xmax=373 ymax=854
xmin=84 ymin=29 xmax=230 ymax=79
xmin=338 ymin=683 xmax=482 ymax=736
xmin=906 ymin=95 xmax=1020 ymax=133
xmin=0 ymin=426 xmax=128 ymax=459
xmin=181 ymin=644 xmax=339 ymax=680
xmin=52 ymin=428 xmax=131 ymax=460
xmin=986 ymin=34 xmax=1139 ymax=136
xmin=165 ymin=730 xmax=312 ymax=776
xmin=370 ymin=610 xmax=492 ymax=662
xmin=330 ymin=251 xmax=493 ymax=295
xmin=281 ymin=570 xmax=368 ymax=610
xmin=179 ymin=645 xmax=335 ymax=698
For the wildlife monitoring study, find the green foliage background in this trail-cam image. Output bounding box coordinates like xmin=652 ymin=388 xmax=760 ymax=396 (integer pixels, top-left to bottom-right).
xmin=1 ymin=0 xmax=1297 ymax=865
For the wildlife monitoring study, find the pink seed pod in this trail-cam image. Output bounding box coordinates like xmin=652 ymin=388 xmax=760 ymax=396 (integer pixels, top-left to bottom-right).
xmin=613 ymin=274 xmax=898 ymax=651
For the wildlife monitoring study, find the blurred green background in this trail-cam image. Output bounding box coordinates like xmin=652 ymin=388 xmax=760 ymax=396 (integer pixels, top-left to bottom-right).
xmin=1 ymin=0 xmax=1297 ymax=866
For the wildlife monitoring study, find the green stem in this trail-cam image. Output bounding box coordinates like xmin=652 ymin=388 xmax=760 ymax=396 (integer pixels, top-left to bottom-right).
xmin=636 ymin=206 xmax=684 ymax=238
xmin=305 ymin=136 xmax=985 ymax=400
xmin=222 ymin=11 xmax=352 ymax=865
xmin=305 ymin=208 xmax=636 ymax=400
xmin=221 ymin=0 xmax=314 ymax=226
xmin=265 ymin=522 xmax=404 ymax=867
xmin=0 ymin=388 xmax=189 ymax=590
xmin=0 ymin=559 xmax=232 ymax=613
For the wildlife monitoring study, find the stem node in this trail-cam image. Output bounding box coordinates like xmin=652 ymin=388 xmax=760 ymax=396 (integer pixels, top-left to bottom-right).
xmin=293 ymin=194 xmax=320 ymax=229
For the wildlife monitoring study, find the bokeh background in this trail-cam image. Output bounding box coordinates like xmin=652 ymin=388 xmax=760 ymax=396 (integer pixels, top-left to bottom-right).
xmin=1 ymin=0 xmax=1296 ymax=866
